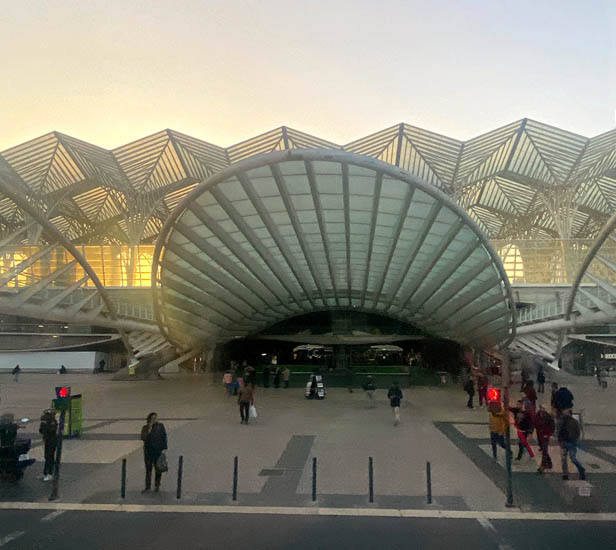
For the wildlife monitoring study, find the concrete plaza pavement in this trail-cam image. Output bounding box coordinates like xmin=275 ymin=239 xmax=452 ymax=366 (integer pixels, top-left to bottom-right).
xmin=1 ymin=371 xmax=502 ymax=510
xmin=0 ymin=367 xmax=615 ymax=512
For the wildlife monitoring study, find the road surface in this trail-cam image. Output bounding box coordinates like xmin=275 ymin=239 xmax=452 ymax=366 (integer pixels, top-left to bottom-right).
xmin=1 ymin=507 xmax=616 ymax=549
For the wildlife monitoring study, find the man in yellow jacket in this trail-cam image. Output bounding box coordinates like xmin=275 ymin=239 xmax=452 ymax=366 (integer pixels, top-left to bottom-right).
xmin=489 ymin=404 xmax=510 ymax=460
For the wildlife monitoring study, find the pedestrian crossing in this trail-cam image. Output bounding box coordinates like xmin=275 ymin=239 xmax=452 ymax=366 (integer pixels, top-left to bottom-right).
xmin=477 ymin=444 xmax=616 ymax=473
xmin=450 ymin=421 xmax=616 ymax=474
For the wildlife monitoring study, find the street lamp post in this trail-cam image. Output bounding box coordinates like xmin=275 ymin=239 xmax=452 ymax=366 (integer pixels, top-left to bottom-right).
xmin=502 ymin=351 xmax=514 ymax=507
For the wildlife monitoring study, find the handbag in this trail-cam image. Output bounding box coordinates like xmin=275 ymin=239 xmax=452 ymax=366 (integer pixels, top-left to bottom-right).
xmin=249 ymin=405 xmax=257 ymax=419
xmin=155 ymin=453 xmax=168 ymax=473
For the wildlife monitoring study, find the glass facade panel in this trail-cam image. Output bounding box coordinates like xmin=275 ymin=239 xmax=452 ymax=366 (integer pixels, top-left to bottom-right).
xmin=1 ymin=239 xmax=609 ymax=290
xmin=0 ymin=245 xmax=155 ymax=287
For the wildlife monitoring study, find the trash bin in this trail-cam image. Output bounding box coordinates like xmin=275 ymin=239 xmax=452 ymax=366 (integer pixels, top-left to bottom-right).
xmin=436 ymin=371 xmax=449 ymax=385
xmin=51 ymin=394 xmax=83 ymax=438
xmin=128 ymin=361 xmax=138 ymax=376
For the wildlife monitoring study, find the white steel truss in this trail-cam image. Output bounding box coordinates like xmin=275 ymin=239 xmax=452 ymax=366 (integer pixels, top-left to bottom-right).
xmin=0 ymin=159 xmax=159 ymax=354
xmin=511 ymin=211 xmax=616 ymax=358
xmin=1 ymin=120 xmax=614 ymax=247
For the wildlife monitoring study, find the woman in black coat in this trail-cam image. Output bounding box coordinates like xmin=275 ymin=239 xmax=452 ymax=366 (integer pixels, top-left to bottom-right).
xmin=140 ymin=412 xmax=167 ymax=492
xmin=39 ymin=409 xmax=58 ymax=481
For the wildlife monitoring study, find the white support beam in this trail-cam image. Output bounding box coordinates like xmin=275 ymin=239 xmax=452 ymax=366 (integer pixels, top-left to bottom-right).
xmin=374 ymin=196 xmax=437 ymax=310
xmin=270 ymin=163 xmax=327 ymax=307
xmin=305 ymin=160 xmax=340 ymax=306
xmin=186 ymin=202 xmax=301 ymax=309
xmin=360 ymin=172 xmax=382 ymax=308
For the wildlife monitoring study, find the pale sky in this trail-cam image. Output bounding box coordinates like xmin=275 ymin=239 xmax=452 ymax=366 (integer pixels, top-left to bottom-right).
xmin=1 ymin=0 xmax=615 ymax=151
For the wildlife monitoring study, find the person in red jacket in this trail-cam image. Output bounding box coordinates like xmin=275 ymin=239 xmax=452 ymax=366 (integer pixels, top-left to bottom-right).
xmin=535 ymin=405 xmax=555 ymax=473
xmin=512 ymin=401 xmax=535 ymax=460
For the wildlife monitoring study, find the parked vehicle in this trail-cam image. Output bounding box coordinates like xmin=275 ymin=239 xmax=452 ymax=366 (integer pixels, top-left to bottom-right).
xmin=0 ymin=416 xmax=36 ymax=481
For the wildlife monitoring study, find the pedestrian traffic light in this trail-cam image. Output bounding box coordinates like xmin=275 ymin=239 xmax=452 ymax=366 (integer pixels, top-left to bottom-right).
xmin=54 ymin=386 xmax=71 ymax=410
xmin=487 ymin=387 xmax=502 ymax=413
xmin=487 ymin=387 xmax=501 ymax=403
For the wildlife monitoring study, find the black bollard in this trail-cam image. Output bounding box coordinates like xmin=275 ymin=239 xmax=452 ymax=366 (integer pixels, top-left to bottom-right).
xmin=176 ymin=455 xmax=183 ymax=499
xmin=368 ymin=456 xmax=374 ymax=503
xmin=232 ymin=456 xmax=238 ymax=501
xmin=312 ymin=457 xmax=317 ymax=502
xmin=121 ymin=458 xmax=127 ymax=499
xmin=426 ymin=461 xmax=432 ymax=504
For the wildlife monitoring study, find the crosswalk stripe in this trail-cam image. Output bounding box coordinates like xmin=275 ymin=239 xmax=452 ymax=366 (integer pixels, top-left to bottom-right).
xmin=0 ymin=531 xmax=26 ymax=548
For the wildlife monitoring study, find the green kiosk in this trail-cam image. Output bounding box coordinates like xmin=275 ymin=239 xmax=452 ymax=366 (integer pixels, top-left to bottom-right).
xmin=52 ymin=386 xmax=83 ymax=438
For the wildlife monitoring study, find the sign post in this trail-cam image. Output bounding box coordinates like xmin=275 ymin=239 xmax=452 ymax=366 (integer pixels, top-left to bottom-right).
xmin=502 ymin=353 xmax=514 ymax=508
xmin=49 ymin=386 xmax=70 ymax=501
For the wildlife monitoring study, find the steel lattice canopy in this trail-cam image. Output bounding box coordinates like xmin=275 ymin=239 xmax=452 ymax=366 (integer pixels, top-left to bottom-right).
xmin=2 ymin=120 xmax=616 ymax=244
xmin=152 ymin=149 xmax=516 ymax=348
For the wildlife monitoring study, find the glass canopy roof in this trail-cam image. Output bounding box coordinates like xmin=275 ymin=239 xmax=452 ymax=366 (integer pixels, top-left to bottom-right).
xmin=153 ymin=150 xmax=515 ymax=348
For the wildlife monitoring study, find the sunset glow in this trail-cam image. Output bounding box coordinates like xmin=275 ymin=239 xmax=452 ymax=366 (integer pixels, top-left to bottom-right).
xmin=1 ymin=0 xmax=615 ymax=151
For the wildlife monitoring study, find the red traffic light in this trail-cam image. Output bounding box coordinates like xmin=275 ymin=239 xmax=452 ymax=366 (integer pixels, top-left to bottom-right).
xmin=56 ymin=386 xmax=70 ymax=398
xmin=487 ymin=387 xmax=501 ymax=402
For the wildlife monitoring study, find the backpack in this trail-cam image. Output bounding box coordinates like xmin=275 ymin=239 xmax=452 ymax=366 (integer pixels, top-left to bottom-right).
xmin=388 ymin=387 xmax=402 ymax=406
xmin=562 ymin=416 xmax=581 ymax=443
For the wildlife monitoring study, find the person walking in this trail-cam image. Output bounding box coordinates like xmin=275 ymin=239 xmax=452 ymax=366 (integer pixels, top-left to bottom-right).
xmin=477 ymin=374 xmax=489 ymax=408
xmin=513 ymin=401 xmax=535 ymax=460
xmin=488 ymin=403 xmax=509 ymax=460
xmin=238 ymin=384 xmax=254 ymax=424
xmin=550 ymin=382 xmax=559 ymax=415
xmin=558 ymin=410 xmax=585 ymax=480
xmin=38 ymin=409 xmax=58 ymax=482
xmin=523 ymin=380 xmax=538 ymax=414
xmin=596 ymin=367 xmax=607 ymax=390
xmin=535 ymin=405 xmax=555 ymax=474
xmin=283 ymin=367 xmax=291 ymax=388
xmin=262 ymin=365 xmax=271 ymax=388
xmin=520 ymin=368 xmax=530 ymax=392
xmin=346 ymin=366 xmax=354 ymax=393
xmin=12 ymin=364 xmax=21 ymax=383
xmin=463 ymin=377 xmax=475 ymax=409
xmin=273 ymin=367 xmax=281 ymax=388
xmin=58 ymin=365 xmax=67 ymax=374
xmin=387 ymin=381 xmax=403 ymax=426
xmin=244 ymin=365 xmax=256 ymax=389
xmin=140 ymin=412 xmax=168 ymax=492
xmin=553 ymin=386 xmax=574 ymax=414
xmin=362 ymin=376 xmax=377 ymax=408
xmin=537 ymin=369 xmax=546 ymax=394
xmin=222 ymin=371 xmax=233 ymax=396
xmin=308 ymin=374 xmax=318 ymax=399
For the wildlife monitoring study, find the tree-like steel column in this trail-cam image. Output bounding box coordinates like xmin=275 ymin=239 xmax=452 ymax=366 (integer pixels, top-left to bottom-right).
xmin=0 ymin=160 xmax=135 ymax=358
